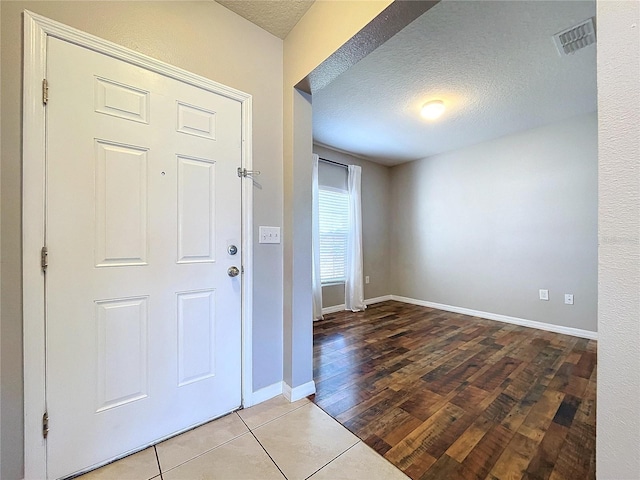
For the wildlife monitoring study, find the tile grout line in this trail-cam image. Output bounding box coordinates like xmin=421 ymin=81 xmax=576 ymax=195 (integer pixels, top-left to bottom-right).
xmin=152 ymin=445 xmax=164 ymax=480
xmin=238 ymin=410 xmax=290 ymax=480
xmin=155 ymin=399 xmax=315 ymax=479
xmin=240 ymin=399 xmax=311 ymax=431
xmin=303 ymin=440 xmax=361 ymax=480
xmin=157 ymin=415 xmax=252 ymax=476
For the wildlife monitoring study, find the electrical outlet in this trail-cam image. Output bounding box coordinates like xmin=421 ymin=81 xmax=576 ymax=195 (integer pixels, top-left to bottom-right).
xmin=564 ymin=294 xmax=574 ymax=305
xmin=259 ymin=226 xmax=280 ymax=244
xmin=539 ymin=289 xmax=549 ymax=301
xmin=365 ymin=276 xmax=370 ymax=284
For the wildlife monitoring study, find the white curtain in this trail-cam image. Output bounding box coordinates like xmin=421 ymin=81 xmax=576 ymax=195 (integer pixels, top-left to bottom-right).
xmin=345 ymin=165 xmax=366 ymax=312
xmin=312 ymin=154 xmax=324 ymax=321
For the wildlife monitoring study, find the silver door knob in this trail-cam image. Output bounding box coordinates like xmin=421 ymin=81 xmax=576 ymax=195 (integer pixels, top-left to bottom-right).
xmin=227 ymin=266 xmax=240 ymax=277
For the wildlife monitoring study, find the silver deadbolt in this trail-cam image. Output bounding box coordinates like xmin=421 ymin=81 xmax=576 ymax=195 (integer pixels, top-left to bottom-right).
xmin=228 ymin=245 xmax=238 ymax=255
xmin=227 ymin=266 xmax=240 ymax=277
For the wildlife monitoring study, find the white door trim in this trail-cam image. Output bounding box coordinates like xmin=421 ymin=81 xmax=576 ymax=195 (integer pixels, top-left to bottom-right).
xmin=22 ymin=11 xmax=253 ymax=479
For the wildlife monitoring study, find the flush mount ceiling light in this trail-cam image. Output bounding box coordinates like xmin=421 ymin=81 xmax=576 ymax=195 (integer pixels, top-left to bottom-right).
xmin=421 ymin=100 xmax=446 ymax=120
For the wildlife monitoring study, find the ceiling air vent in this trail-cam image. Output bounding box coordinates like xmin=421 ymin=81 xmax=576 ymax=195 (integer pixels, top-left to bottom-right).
xmin=553 ymin=17 xmax=596 ymax=56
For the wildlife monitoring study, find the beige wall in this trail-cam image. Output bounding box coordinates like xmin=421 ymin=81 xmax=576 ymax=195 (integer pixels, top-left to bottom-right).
xmin=390 ymin=113 xmax=598 ymax=332
xmin=0 ymin=2 xmax=283 ymax=477
xmin=314 ymin=145 xmax=391 ymax=308
xmin=596 ymin=1 xmax=640 ymax=478
xmin=282 ymin=1 xmax=392 ymax=389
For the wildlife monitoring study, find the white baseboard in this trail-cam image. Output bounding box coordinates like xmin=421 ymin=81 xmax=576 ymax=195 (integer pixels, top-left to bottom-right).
xmin=322 ymin=304 xmax=345 ymax=315
xmin=282 ymin=380 xmax=316 ymax=402
xmin=247 ymin=381 xmax=283 ymax=407
xmin=365 ymin=295 xmax=393 ymax=305
xmin=249 ymin=379 xmax=316 ymax=407
xmin=321 ymin=295 xmax=393 ymax=315
xmin=391 ymin=295 xmax=598 ymax=340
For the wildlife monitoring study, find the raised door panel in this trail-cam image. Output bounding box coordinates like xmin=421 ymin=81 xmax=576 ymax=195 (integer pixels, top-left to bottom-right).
xmin=96 ymin=297 xmax=149 ymax=412
xmin=95 ymin=140 xmax=148 ymax=267
xmin=177 ymin=155 xmax=215 ymax=263
xmin=177 ymin=290 xmax=216 ymax=386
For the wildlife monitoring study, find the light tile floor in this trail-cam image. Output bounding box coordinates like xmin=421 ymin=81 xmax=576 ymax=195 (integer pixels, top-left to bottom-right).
xmin=77 ymin=395 xmax=408 ymax=480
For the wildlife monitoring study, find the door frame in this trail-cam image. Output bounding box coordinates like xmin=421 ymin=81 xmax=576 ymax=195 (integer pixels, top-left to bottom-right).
xmin=22 ymin=10 xmax=254 ymax=479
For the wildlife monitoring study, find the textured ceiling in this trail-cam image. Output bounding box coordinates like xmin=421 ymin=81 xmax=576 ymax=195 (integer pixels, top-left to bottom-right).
xmin=216 ymin=0 xmax=314 ymax=39
xmin=313 ymin=0 xmax=597 ymax=166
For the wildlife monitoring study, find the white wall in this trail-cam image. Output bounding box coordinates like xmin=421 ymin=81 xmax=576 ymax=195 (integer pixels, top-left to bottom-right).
xmin=0 ymin=2 xmax=283 ymax=477
xmin=314 ymin=145 xmax=391 ymax=309
xmin=390 ymin=113 xmax=598 ymax=333
xmin=596 ymin=1 xmax=640 ymax=478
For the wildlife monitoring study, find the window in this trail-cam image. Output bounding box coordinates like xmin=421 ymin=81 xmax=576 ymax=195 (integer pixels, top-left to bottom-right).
xmin=318 ymin=186 xmax=349 ymax=284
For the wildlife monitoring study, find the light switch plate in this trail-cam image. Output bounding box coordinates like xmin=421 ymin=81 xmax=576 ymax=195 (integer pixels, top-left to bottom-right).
xmin=539 ymin=289 xmax=549 ymax=301
xmin=259 ymin=226 xmax=280 ymax=244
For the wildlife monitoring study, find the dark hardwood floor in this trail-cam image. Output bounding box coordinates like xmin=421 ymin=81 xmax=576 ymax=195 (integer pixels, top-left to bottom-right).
xmin=312 ymin=301 xmax=596 ymax=480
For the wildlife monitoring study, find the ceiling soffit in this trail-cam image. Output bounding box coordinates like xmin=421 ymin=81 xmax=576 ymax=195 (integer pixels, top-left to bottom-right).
xmin=216 ymin=0 xmax=314 ymax=39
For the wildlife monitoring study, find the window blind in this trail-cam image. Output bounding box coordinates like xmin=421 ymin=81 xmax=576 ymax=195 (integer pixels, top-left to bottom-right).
xmin=318 ymin=187 xmax=349 ymax=284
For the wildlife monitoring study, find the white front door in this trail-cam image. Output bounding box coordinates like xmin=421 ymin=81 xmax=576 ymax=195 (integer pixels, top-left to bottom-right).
xmin=45 ymin=37 xmax=242 ymax=479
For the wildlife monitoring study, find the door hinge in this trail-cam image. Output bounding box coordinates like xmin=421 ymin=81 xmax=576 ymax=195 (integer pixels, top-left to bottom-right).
xmin=42 ymin=79 xmax=49 ymax=105
xmin=41 ymin=246 xmax=48 ymax=271
xmin=42 ymin=411 xmax=49 ymax=439
xmin=237 ymin=167 xmax=260 ymax=179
